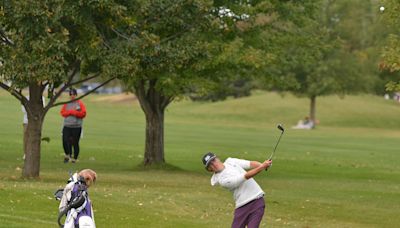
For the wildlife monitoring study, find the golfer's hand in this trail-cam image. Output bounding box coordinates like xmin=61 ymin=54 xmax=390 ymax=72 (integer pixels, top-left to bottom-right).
xmin=261 ymin=160 xmax=272 ymax=170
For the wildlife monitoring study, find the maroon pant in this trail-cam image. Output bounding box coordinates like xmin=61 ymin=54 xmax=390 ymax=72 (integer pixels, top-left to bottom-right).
xmin=232 ymin=197 xmax=265 ymax=228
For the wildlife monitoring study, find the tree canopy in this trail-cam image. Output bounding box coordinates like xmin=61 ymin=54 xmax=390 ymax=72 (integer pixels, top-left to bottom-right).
xmin=0 ymin=0 xmax=123 ymax=177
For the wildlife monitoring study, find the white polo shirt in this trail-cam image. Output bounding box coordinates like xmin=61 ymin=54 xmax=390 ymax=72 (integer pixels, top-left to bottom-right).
xmin=211 ymin=157 xmax=264 ymax=208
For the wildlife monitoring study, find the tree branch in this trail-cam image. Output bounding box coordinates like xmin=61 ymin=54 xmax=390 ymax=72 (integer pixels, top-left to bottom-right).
xmin=110 ymin=27 xmax=137 ymax=41
xmin=52 ymin=77 xmax=117 ymax=107
xmin=41 ymin=81 xmax=49 ymax=94
xmin=0 ymin=81 xmax=23 ymax=102
xmin=0 ymin=28 xmax=14 ymax=46
xmin=68 ymin=73 xmax=101 ymax=87
xmin=134 ymin=79 xmax=152 ymax=115
xmin=161 ymin=95 xmax=174 ymax=110
xmin=0 ymin=81 xmax=32 ymax=116
xmin=158 ymin=8 xmax=205 ymax=44
xmin=45 ymin=61 xmax=80 ymax=110
xmin=159 ymin=25 xmax=195 ymax=44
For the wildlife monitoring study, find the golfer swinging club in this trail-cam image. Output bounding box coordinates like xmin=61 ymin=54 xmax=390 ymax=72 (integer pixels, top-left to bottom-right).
xmin=202 ymin=152 xmax=272 ymax=228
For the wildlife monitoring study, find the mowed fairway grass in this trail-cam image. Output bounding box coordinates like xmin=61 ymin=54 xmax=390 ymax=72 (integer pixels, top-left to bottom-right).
xmin=0 ymin=90 xmax=399 ymax=228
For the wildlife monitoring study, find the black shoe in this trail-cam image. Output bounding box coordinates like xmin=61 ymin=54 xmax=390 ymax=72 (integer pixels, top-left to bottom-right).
xmin=63 ymin=156 xmax=70 ymax=163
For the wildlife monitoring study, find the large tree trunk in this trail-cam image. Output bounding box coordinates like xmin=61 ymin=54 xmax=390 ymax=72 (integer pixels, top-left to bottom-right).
xmin=23 ymin=116 xmax=44 ymax=178
xmin=144 ymin=109 xmax=165 ymax=165
xmin=309 ymin=95 xmax=317 ymax=123
xmin=22 ymin=84 xmax=46 ymax=178
xmin=134 ymin=79 xmax=173 ymax=166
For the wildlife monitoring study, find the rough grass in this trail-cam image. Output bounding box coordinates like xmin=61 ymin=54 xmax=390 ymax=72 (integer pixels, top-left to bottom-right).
xmin=0 ymin=91 xmax=399 ymax=227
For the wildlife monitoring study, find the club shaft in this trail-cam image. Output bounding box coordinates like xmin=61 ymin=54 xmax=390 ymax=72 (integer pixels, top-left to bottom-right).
xmin=268 ymin=132 xmax=283 ymax=160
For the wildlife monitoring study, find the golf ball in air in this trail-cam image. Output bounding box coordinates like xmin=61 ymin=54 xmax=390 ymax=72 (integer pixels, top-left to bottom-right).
xmin=380 ymin=6 xmax=385 ymax=12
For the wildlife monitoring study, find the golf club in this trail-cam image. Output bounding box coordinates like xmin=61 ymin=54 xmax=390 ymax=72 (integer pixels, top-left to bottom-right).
xmin=266 ymin=124 xmax=285 ymax=171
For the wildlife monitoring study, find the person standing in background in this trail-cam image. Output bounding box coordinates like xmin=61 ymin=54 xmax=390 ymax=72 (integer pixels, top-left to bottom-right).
xmin=60 ymin=88 xmax=86 ymax=163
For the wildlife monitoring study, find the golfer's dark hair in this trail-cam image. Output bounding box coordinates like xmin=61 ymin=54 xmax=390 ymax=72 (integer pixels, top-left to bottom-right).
xmin=69 ymin=88 xmax=77 ymax=96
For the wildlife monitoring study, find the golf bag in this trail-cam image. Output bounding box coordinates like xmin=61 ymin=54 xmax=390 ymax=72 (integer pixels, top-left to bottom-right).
xmin=55 ymin=173 xmax=96 ymax=228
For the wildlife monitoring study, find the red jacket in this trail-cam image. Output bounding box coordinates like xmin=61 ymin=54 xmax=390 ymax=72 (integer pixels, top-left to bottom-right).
xmin=60 ymin=100 xmax=86 ymax=119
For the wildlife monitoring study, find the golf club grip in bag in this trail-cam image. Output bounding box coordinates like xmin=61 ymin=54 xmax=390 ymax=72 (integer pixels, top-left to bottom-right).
xmin=58 ymin=193 xmax=86 ymax=227
xmin=58 ymin=208 xmax=68 ymax=228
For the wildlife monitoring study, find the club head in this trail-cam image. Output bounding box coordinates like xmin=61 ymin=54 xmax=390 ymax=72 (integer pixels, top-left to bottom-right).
xmin=277 ymin=124 xmax=284 ymax=133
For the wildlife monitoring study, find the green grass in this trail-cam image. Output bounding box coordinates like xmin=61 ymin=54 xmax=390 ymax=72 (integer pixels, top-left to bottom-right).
xmin=0 ymin=90 xmax=399 ymax=227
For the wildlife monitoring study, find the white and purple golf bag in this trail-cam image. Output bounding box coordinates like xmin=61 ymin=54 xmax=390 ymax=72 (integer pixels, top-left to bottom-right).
xmin=56 ymin=173 xmax=96 ymax=228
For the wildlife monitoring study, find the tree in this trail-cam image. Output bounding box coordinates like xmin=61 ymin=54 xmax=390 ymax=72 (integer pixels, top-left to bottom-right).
xmin=107 ymin=0 xmax=217 ymax=166
xmin=189 ymin=0 xmax=322 ymax=102
xmin=379 ymin=0 xmax=400 ymax=91
xmin=188 ymin=75 xmax=254 ymax=102
xmin=109 ymin=0 xmax=273 ymax=166
xmin=261 ymin=0 xmax=376 ymax=123
xmin=0 ymin=0 xmax=121 ymax=177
